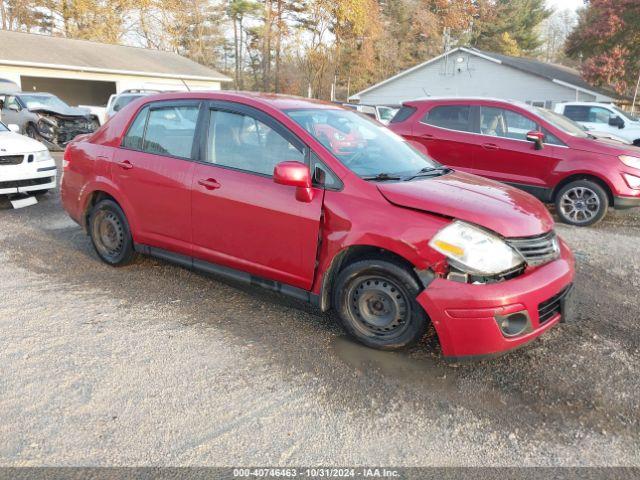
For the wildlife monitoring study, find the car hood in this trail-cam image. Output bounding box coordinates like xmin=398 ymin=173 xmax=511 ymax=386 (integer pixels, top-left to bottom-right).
xmin=570 ymin=135 xmax=640 ymax=156
xmin=377 ymin=171 xmax=554 ymax=238
xmin=29 ymin=105 xmax=91 ymax=118
xmin=0 ymin=131 xmax=47 ymax=153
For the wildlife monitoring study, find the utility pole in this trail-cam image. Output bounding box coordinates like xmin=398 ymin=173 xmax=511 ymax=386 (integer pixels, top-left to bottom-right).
xmin=632 ymin=66 xmax=640 ymax=115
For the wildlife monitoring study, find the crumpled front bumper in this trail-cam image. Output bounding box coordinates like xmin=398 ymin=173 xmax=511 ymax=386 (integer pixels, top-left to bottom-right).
xmin=417 ymin=240 xmax=575 ymax=358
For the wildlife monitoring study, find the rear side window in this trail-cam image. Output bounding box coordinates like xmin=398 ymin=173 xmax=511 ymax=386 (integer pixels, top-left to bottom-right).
xmin=144 ymin=105 xmax=199 ymax=158
xmin=122 ymin=106 xmax=149 ymax=150
xmin=390 ymin=106 xmax=416 ymax=124
xmin=563 ymin=105 xmax=590 ymax=122
xmin=423 ymin=105 xmax=474 ymax=132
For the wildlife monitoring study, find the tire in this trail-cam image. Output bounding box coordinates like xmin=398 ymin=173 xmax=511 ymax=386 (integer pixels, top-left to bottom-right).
xmin=26 ymin=124 xmax=38 ymax=140
xmin=88 ymin=199 xmax=136 ymax=266
xmin=332 ymin=258 xmax=429 ymax=350
xmin=554 ymin=179 xmax=609 ymax=227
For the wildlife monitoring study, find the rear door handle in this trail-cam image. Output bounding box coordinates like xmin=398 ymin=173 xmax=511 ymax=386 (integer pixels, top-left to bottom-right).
xmin=198 ymin=178 xmax=221 ymax=190
xmin=482 ymin=143 xmax=499 ymax=151
xmin=117 ymin=160 xmax=133 ymax=170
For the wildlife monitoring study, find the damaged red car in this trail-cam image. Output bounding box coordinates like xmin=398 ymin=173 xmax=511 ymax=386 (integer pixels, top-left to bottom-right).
xmin=61 ymin=92 xmax=575 ymax=358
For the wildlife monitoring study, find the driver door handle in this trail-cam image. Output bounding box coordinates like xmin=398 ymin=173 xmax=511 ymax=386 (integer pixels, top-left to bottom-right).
xmin=420 ymin=133 xmax=434 ymax=140
xmin=198 ymin=178 xmax=221 ymax=190
xmin=116 ymin=160 xmax=133 ymax=170
xmin=482 ymin=143 xmax=499 ymax=151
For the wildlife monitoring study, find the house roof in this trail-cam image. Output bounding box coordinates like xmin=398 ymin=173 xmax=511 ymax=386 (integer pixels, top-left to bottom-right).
xmin=0 ymin=30 xmax=231 ymax=82
xmin=350 ymin=46 xmax=622 ymax=101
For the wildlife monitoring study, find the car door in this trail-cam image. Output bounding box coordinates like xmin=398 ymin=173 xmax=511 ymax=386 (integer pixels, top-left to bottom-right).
xmin=191 ymin=101 xmax=323 ymax=290
xmin=409 ymin=104 xmax=479 ymax=172
xmin=112 ymin=100 xmax=200 ymax=256
xmin=473 ymin=105 xmax=561 ymax=194
xmin=0 ymin=95 xmax=21 ymax=128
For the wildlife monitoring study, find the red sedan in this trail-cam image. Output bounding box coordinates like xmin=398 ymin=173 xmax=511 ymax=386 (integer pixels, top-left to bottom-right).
xmin=389 ymin=97 xmax=640 ymax=226
xmin=61 ymin=92 xmax=574 ymax=358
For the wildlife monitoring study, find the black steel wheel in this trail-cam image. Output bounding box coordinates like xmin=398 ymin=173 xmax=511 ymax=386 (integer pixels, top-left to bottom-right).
xmin=26 ymin=124 xmax=38 ymax=140
xmin=89 ymin=199 xmax=136 ymax=266
xmin=333 ymin=258 xmax=429 ymax=350
xmin=555 ymin=179 xmax=608 ymax=227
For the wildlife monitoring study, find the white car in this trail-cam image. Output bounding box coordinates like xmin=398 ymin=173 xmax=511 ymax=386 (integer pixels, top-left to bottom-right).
xmin=0 ymin=122 xmax=57 ymax=196
xmin=554 ymin=102 xmax=640 ymax=146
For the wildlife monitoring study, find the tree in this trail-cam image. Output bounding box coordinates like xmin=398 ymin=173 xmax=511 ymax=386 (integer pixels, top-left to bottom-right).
xmin=566 ymin=0 xmax=640 ymax=96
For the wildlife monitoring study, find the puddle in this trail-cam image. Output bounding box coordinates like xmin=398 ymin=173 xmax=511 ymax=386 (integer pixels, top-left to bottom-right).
xmin=330 ymin=335 xmax=456 ymax=387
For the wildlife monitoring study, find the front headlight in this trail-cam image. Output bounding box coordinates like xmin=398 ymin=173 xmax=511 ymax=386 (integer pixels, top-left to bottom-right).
xmin=429 ymin=221 xmax=524 ymax=276
xmin=34 ymin=149 xmax=52 ymax=162
xmin=619 ymin=155 xmax=640 ymax=170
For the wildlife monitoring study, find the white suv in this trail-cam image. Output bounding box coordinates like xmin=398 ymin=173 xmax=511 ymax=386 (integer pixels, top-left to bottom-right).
xmin=554 ymin=102 xmax=640 ymax=146
xmin=0 ymin=122 xmax=56 ymax=196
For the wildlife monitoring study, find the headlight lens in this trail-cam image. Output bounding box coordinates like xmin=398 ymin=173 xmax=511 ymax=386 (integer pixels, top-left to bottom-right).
xmin=429 ymin=221 xmax=524 ymax=275
xmin=623 ymin=173 xmax=640 ymax=189
xmin=619 ymin=155 xmax=640 ymax=170
xmin=34 ymin=149 xmax=52 ymax=162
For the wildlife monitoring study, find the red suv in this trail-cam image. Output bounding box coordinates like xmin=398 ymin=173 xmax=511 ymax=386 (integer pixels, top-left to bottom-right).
xmin=389 ymin=98 xmax=640 ymax=226
xmin=61 ymin=92 xmax=575 ymax=358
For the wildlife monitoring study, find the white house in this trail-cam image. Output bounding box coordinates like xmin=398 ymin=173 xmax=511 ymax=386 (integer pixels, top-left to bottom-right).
xmin=0 ymin=30 xmax=231 ymax=107
xmin=349 ymin=47 xmax=620 ymax=107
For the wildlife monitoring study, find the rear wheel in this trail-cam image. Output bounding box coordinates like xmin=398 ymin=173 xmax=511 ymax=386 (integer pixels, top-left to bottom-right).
xmin=332 ymin=259 xmax=428 ymax=350
xmin=88 ymin=199 xmax=136 ymax=266
xmin=555 ymin=179 xmax=608 ymax=227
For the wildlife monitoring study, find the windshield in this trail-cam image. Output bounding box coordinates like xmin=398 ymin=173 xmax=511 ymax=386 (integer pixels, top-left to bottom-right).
xmin=378 ymin=106 xmax=399 ymax=122
xmin=113 ymin=95 xmax=144 ymax=112
xmin=0 ymin=122 xmax=7 ymax=132
xmin=612 ymin=105 xmax=638 ymax=122
xmin=534 ymin=107 xmax=588 ymax=138
xmin=286 ymin=108 xmax=440 ymax=178
xmin=19 ymin=94 xmax=70 ymax=111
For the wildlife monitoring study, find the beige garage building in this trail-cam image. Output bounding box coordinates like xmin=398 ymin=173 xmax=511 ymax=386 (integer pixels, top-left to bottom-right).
xmin=0 ymin=30 xmax=231 ymax=107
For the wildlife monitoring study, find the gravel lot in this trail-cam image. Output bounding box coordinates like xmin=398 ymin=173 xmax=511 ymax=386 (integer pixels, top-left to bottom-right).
xmin=0 ymin=153 xmax=639 ymax=466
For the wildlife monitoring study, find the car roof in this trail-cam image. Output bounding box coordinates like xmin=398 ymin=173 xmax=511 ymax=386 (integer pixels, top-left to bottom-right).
xmin=139 ymin=90 xmax=342 ymax=112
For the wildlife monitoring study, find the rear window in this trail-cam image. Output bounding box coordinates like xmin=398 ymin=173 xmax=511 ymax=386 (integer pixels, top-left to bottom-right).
xmin=389 ymin=106 xmax=416 ymax=123
xmin=423 ymin=105 xmax=475 ymax=132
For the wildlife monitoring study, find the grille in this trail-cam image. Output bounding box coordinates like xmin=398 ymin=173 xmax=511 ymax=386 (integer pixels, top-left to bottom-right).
xmin=507 ymin=230 xmax=559 ymax=267
xmin=0 ymin=176 xmax=53 ymax=189
xmin=0 ymin=155 xmax=24 ymax=165
xmin=538 ymin=285 xmax=572 ymax=324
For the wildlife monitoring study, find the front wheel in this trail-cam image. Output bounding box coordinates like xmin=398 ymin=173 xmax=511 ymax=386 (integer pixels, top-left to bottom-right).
xmin=88 ymin=199 xmax=137 ymax=266
xmin=555 ymin=180 xmax=608 ymax=227
xmin=26 ymin=124 xmax=38 ymax=140
xmin=332 ymin=259 xmax=429 ymax=350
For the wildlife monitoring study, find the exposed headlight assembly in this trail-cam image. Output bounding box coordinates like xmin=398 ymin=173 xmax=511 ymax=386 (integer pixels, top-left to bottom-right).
xmin=619 ymin=155 xmax=640 ymax=170
xmin=33 ymin=149 xmax=52 ymax=162
xmin=429 ymin=221 xmax=524 ymax=276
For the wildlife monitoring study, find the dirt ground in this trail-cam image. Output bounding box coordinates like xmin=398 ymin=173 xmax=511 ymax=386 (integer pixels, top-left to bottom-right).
xmin=0 ymin=154 xmax=638 ymax=466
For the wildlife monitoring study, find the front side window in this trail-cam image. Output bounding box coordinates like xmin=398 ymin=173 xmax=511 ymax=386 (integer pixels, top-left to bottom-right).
xmin=143 ymin=105 xmax=199 ymax=158
xmin=207 ymin=110 xmax=304 ymax=176
xmin=6 ymin=96 xmax=21 ymax=110
xmin=287 ymin=108 xmax=440 ymax=178
xmin=480 ymin=106 xmax=538 ymax=141
xmin=423 ymin=105 xmax=475 ymax=133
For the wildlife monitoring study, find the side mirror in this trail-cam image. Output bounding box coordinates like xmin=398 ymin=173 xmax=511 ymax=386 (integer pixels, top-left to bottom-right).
xmin=273 ymin=161 xmax=314 ymax=202
xmin=609 ymin=115 xmax=625 ymax=129
xmin=8 ymin=103 xmax=19 ymax=112
xmin=526 ymin=130 xmax=545 ymax=150
xmin=8 ymin=124 xmax=19 ymax=133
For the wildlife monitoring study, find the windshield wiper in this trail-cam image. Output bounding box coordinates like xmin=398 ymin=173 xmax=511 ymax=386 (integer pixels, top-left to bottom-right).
xmin=404 ymin=166 xmax=451 ymax=181
xmin=361 ymin=173 xmax=404 ymax=182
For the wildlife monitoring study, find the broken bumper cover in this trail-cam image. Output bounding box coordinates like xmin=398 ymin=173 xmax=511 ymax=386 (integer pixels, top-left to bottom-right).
xmin=416 ymin=240 xmax=575 ymax=358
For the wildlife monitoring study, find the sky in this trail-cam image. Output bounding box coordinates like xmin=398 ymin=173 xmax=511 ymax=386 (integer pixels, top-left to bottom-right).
xmin=547 ymin=0 xmax=584 ymax=12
